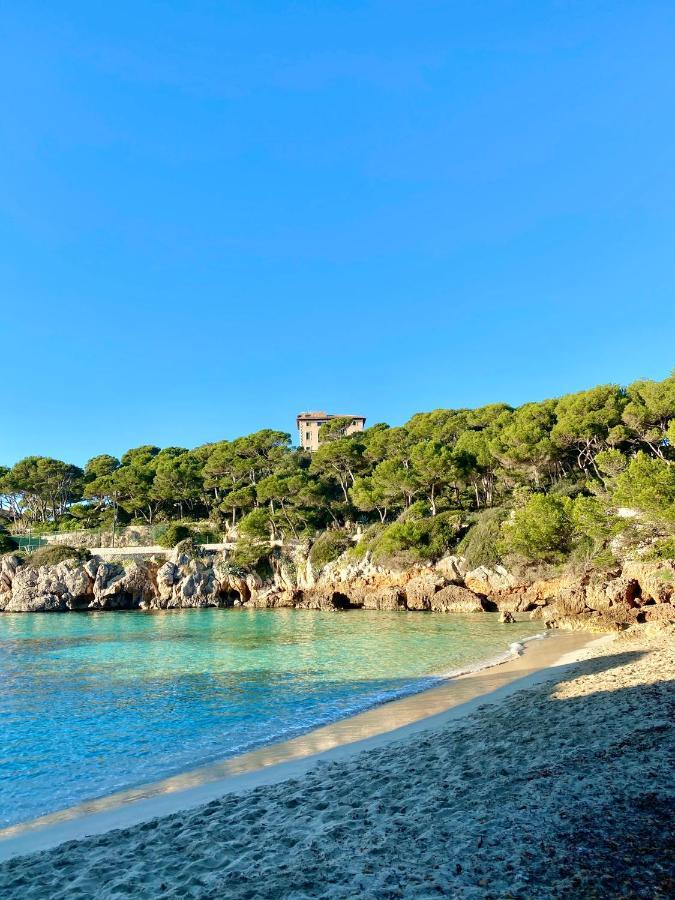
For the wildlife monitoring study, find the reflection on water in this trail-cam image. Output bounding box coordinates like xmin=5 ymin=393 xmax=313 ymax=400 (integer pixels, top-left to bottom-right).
xmin=0 ymin=608 xmax=544 ymax=827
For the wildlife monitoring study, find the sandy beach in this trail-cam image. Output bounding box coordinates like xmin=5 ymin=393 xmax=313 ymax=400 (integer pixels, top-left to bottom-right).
xmin=1 ymin=625 xmax=673 ymax=899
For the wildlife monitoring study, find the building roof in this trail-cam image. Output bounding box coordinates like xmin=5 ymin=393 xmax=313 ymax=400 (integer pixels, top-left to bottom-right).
xmin=296 ymin=411 xmax=366 ymax=425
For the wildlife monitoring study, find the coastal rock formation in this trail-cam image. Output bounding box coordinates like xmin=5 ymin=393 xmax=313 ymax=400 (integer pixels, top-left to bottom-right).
xmin=404 ymin=573 xmax=447 ymax=610
xmin=91 ymin=561 xmax=156 ymax=610
xmin=429 ymin=584 xmax=488 ymax=613
xmin=1 ymin=546 xmax=673 ymax=633
xmin=0 ymin=557 xmax=95 ymax=612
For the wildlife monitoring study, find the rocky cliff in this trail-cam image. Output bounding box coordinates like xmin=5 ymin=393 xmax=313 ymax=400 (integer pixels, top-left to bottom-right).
xmin=1 ymin=543 xmax=674 ymax=633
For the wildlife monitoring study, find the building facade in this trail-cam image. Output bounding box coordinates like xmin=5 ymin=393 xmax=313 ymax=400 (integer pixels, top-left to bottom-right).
xmin=296 ymin=411 xmax=366 ymax=451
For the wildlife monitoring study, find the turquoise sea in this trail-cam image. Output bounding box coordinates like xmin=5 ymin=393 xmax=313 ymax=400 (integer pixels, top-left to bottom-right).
xmin=0 ymin=609 xmax=544 ymax=828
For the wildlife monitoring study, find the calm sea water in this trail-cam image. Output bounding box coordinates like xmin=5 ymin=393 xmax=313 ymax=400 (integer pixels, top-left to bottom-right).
xmin=0 ymin=609 xmax=543 ymax=827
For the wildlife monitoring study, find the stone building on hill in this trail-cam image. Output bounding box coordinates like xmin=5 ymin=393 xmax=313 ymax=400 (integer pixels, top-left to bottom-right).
xmin=296 ymin=412 xmax=366 ymax=452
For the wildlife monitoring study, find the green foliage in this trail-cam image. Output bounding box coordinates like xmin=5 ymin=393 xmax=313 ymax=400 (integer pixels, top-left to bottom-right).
xmin=595 ymin=448 xmax=628 ymax=478
xmin=614 ymin=452 xmax=675 ymax=525
xmin=230 ymin=539 xmax=269 ymax=569
xmin=238 ymin=508 xmax=272 ymax=540
xmin=309 ymin=530 xmax=351 ymax=571
xmin=551 ymin=385 xmax=627 ymax=458
xmin=643 ymin=537 xmax=675 ymax=561
xmin=318 ymin=417 xmax=354 ymax=442
xmin=568 ymin=495 xmax=622 ymax=566
xmin=27 ymin=545 xmax=91 ymax=567
xmin=456 ymin=508 xmax=507 ymax=569
xmin=2 ymin=457 xmax=84 ymax=525
xmin=501 ymin=495 xmax=574 ymax=562
xmin=370 ymin=511 xmax=460 ymax=567
xmin=0 ymin=526 xmax=18 ymax=554
xmin=622 ymin=375 xmax=675 ymax=456
xmin=2 ymin=371 xmax=675 ymax=570
xmin=157 ymin=523 xmax=194 ymax=548
xmin=347 ymin=523 xmax=386 ymax=560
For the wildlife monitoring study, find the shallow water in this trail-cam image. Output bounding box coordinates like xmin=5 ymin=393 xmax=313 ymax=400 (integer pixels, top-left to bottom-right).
xmin=0 ymin=608 xmax=543 ymax=827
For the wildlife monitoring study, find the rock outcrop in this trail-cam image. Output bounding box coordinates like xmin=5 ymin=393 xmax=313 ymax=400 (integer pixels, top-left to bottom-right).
xmin=1 ymin=546 xmax=674 ymax=634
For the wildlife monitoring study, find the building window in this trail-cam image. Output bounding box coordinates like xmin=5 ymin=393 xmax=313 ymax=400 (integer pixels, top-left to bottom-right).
xmin=306 ymin=431 xmax=311 ymax=440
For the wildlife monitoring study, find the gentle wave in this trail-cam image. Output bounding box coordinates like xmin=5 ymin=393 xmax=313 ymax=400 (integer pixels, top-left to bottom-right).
xmin=0 ymin=611 xmax=547 ymax=826
xmin=203 ymin=630 xmax=551 ymax=763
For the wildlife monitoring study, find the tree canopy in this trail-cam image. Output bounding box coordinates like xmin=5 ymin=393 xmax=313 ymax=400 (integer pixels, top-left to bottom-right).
xmin=2 ymin=372 xmax=673 ymax=568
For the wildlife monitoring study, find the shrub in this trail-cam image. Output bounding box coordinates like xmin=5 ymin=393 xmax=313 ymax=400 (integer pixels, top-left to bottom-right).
xmin=0 ymin=527 xmax=18 ymax=554
xmin=500 ymin=495 xmax=574 ymax=562
xmin=614 ymin=452 xmax=675 ymax=525
xmin=570 ymin=496 xmax=623 ymax=552
xmin=309 ymin=530 xmax=351 ymax=572
xmin=238 ymin=509 xmax=272 ymax=541
xmin=27 ymin=544 xmax=91 ymax=567
xmin=370 ymin=512 xmax=461 ymax=567
xmin=157 ymin=524 xmax=194 ymax=549
xmin=595 ymin=448 xmax=628 ymax=478
xmin=456 ymin=508 xmax=507 ymax=569
xmin=230 ymin=538 xmax=269 ymax=569
xmin=644 ymin=537 xmax=675 ymax=561
xmin=346 ymin=523 xmax=386 ymax=560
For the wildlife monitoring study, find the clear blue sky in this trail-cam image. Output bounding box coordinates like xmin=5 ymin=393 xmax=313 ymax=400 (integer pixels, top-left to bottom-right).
xmin=2 ymin=1 xmax=674 ymax=466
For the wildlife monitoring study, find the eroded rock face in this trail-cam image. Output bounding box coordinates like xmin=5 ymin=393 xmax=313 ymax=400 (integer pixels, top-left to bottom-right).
xmin=430 ymin=584 xmax=487 ymax=613
xmin=434 ymin=555 xmax=468 ymax=583
xmin=405 ymin=574 xmax=447 ymax=611
xmin=464 ymin=565 xmax=520 ymax=597
xmin=295 ymin=587 xmax=354 ymax=611
xmin=361 ymin=586 xmax=407 ymax=612
xmin=621 ymin=560 xmax=675 ymax=604
xmin=1 ymin=560 xmax=95 ymax=613
xmin=0 ymin=555 xmax=21 ymax=599
xmin=92 ymin=561 xmax=156 ymax=610
xmin=1 ymin=545 xmax=673 ymax=634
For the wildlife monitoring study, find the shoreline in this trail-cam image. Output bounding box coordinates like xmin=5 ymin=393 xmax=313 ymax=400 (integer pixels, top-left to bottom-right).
xmin=0 ymin=627 xmax=600 ymax=863
xmin=1 ymin=625 xmax=672 ymax=898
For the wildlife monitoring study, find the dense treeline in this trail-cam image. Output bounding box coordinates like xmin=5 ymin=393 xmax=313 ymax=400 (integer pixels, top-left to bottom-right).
xmin=1 ymin=374 xmax=674 ymax=567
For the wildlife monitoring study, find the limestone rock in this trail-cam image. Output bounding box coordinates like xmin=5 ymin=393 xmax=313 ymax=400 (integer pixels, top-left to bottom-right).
xmin=92 ymin=561 xmax=155 ymax=610
xmin=621 ymin=561 xmax=675 ymax=604
xmin=643 ymin=603 xmax=675 ymax=623
xmin=296 ymin=588 xmax=353 ymax=611
xmin=2 ymin=565 xmax=70 ymax=612
xmin=433 ymin=555 xmax=468 ymax=583
xmin=156 ymin=561 xmax=180 ymax=602
xmin=247 ymin=589 xmax=300 ymax=609
xmin=361 ymin=586 xmax=407 ymax=611
xmin=405 ymin=574 xmax=447 ymax=611
xmin=464 ymin=565 xmax=519 ymax=597
xmin=429 ymin=584 xmax=486 ymax=613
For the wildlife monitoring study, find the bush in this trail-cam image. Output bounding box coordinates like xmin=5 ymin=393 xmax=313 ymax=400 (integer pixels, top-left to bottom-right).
xmin=309 ymin=530 xmax=351 ymax=571
xmin=456 ymin=508 xmax=507 ymax=569
xmin=370 ymin=512 xmax=461 ymax=568
xmin=157 ymin=523 xmax=194 ymax=549
xmin=644 ymin=537 xmax=675 ymax=561
xmin=238 ymin=509 xmax=272 ymax=540
xmin=0 ymin=527 xmax=18 ymax=554
xmin=27 ymin=544 xmax=91 ymax=567
xmin=570 ymin=496 xmax=622 ymax=555
xmin=500 ymin=495 xmax=574 ymax=562
xmin=614 ymin=452 xmax=675 ymax=525
xmin=230 ymin=538 xmax=270 ymax=569
xmin=346 ymin=523 xmax=385 ymax=561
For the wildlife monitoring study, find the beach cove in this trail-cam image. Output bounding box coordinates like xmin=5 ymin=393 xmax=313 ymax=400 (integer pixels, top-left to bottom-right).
xmin=1 ymin=624 xmax=672 ymax=897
